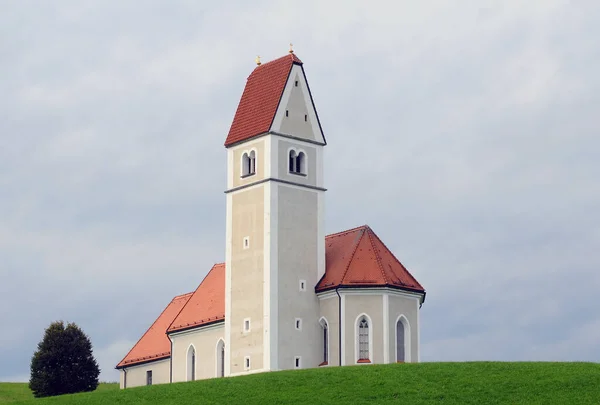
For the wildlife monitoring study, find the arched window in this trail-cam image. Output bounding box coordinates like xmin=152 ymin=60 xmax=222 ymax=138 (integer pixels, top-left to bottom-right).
xmin=296 ymin=152 xmax=305 ymax=174
xmin=216 ymin=339 xmax=225 ymax=377
xmin=288 ymin=150 xmax=297 ymax=172
xmin=319 ymin=318 xmax=329 ymax=365
xmin=288 ymin=149 xmax=307 ymax=175
xmin=356 ymin=315 xmax=371 ymax=363
xmin=396 ymin=316 xmax=410 ymax=363
xmin=249 ymin=150 xmax=256 ymax=175
xmin=241 ymin=151 xmax=256 ymax=177
xmin=187 ymin=345 xmax=196 ymax=381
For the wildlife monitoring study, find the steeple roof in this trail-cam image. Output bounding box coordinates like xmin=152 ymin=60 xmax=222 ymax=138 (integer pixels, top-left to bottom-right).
xmin=225 ymin=53 xmax=303 ymax=147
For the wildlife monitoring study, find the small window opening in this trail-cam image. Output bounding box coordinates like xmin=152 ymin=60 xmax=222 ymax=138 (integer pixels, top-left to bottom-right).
xmin=146 ymin=370 xmax=153 ymax=386
xmin=244 ymin=356 xmax=251 ymax=370
xmin=285 ymin=110 xmax=289 ymax=117
xmin=295 ymin=318 xmax=302 ymax=330
xmin=299 ymin=280 xmax=306 ymax=291
xmin=295 ymin=80 xmax=298 ymax=87
xmin=243 ymin=236 xmax=249 ymax=249
xmin=304 ymin=114 xmax=307 ymax=122
xmin=294 ymin=356 xmax=301 ymax=368
xmin=244 ymin=318 xmax=250 ymax=332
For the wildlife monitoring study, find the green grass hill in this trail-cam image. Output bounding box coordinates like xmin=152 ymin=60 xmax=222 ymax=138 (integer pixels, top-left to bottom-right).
xmin=2 ymin=362 xmax=599 ymax=404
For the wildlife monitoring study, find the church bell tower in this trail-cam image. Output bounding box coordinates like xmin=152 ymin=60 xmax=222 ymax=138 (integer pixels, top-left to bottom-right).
xmin=223 ymin=50 xmax=326 ymax=375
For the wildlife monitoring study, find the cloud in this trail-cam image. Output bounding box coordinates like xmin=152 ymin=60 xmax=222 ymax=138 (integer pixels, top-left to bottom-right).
xmin=1 ymin=0 xmax=599 ymax=383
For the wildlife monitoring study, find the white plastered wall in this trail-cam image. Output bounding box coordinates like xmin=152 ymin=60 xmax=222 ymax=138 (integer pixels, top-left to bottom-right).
xmin=387 ymin=293 xmax=420 ymax=363
xmin=343 ymin=293 xmax=385 ymax=365
xmin=119 ymin=358 xmax=170 ymax=389
xmin=170 ymin=323 xmax=225 ymax=382
xmin=317 ymin=293 xmax=340 ymax=366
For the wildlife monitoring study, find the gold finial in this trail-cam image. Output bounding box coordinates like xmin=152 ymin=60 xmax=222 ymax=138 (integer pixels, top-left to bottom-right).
xmin=289 ymin=43 xmax=294 ymax=54
xmin=255 ymin=55 xmax=261 ymax=65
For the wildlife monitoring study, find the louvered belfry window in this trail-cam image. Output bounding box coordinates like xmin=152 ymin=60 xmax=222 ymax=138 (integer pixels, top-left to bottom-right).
xmin=359 ymin=318 xmax=369 ymax=360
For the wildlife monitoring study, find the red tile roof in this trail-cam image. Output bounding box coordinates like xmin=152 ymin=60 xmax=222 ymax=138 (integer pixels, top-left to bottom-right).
xmin=224 ymin=53 xmax=303 ymax=147
xmin=116 ymin=226 xmax=424 ymax=368
xmin=167 ymin=263 xmax=225 ymax=333
xmin=316 ymin=225 xmax=425 ymax=293
xmin=116 ymin=292 xmax=192 ymax=368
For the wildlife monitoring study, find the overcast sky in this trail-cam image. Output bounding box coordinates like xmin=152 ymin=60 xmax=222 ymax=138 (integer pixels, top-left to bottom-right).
xmin=1 ymin=0 xmax=599 ymax=382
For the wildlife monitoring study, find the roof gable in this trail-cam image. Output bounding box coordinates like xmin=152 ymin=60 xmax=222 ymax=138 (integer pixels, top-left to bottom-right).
xmin=224 ymin=53 xmax=303 ymax=147
xmin=167 ymin=263 xmax=225 ymax=333
xmin=116 ymin=292 xmax=192 ymax=368
xmin=270 ymin=64 xmax=326 ymax=144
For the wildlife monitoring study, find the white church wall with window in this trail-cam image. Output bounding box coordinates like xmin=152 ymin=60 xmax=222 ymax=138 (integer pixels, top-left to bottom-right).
xmin=387 ymin=293 xmax=420 ymax=363
xmin=169 ymin=323 xmax=225 ymax=382
xmin=277 ymin=139 xmax=317 ymax=187
xmin=229 ymin=139 xmax=266 ymax=189
xmin=318 ymin=294 xmax=340 ymax=367
xmin=118 ymin=358 xmax=170 ymax=389
xmin=275 ymin=181 xmax=324 ymax=370
xmin=344 ymin=293 xmax=384 ymax=365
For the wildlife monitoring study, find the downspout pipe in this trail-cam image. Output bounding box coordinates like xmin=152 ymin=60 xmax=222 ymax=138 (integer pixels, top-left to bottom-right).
xmin=168 ymin=335 xmax=174 ymax=383
xmin=123 ymin=367 xmax=127 ymax=389
xmin=335 ymin=287 xmax=342 ymax=366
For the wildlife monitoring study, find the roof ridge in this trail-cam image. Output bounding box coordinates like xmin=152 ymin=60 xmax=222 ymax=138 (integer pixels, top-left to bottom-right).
xmin=365 ymin=227 xmax=389 ymax=284
xmin=325 ymin=224 xmax=368 ymax=239
xmin=173 ymin=291 xmax=194 ymax=299
xmin=255 ymin=53 xmax=302 ymax=69
xmin=338 ymin=227 xmax=367 ymax=285
xmin=116 ymin=293 xmax=188 ymax=368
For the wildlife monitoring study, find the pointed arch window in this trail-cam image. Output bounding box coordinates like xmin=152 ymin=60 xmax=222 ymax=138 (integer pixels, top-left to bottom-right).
xmin=241 ymin=150 xmax=256 ymax=177
xmin=356 ymin=315 xmax=371 ymax=363
xmin=216 ymin=340 xmax=225 ymax=377
xmin=396 ymin=316 xmax=410 ymax=363
xmin=187 ymin=345 xmax=196 ymax=381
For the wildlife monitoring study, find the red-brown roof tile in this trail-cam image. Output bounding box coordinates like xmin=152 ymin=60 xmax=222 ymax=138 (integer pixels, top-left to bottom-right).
xmin=316 ymin=225 xmax=425 ymax=293
xmin=224 ymin=53 xmax=303 ymax=147
xmin=116 ymin=292 xmax=192 ymax=368
xmin=167 ymin=263 xmax=225 ymax=333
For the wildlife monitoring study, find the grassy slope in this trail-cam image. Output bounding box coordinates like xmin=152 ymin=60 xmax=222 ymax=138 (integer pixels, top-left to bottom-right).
xmin=0 ymin=383 xmax=117 ymax=404
xmin=3 ymin=362 xmax=600 ymax=405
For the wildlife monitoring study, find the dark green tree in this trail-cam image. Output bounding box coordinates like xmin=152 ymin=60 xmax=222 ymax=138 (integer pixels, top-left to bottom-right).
xmin=29 ymin=321 xmax=100 ymax=398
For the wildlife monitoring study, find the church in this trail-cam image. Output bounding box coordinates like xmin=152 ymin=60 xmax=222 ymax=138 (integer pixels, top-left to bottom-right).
xmin=115 ymin=50 xmax=426 ymax=389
